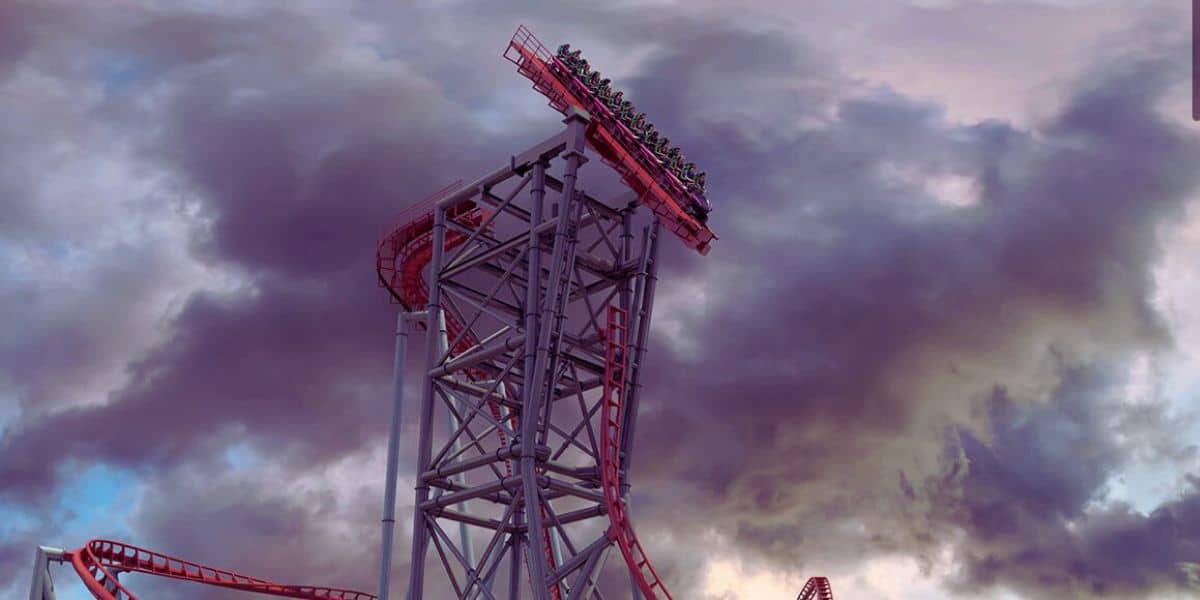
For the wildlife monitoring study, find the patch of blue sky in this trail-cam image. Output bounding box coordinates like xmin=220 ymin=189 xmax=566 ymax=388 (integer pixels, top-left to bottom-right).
xmin=4 ymin=464 xmax=141 ymax=600
xmin=54 ymin=462 xmax=140 ymax=542
xmin=224 ymin=442 xmax=260 ymax=471
xmin=1103 ymin=378 xmax=1200 ymax=514
xmin=0 ymin=501 xmax=40 ymax=539
xmin=1105 ymin=460 xmax=1189 ymax=514
xmin=94 ymin=53 xmax=150 ymax=94
xmin=44 ymin=571 xmax=94 ymax=600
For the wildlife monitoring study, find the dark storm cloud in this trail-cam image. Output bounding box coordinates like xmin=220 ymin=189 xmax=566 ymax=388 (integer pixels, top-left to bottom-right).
xmin=0 ymin=3 xmax=508 ymax=499
xmin=2 ymin=1 xmax=1199 ymax=598
xmin=119 ymin=464 xmax=385 ymax=600
xmin=621 ymin=23 xmax=1200 ymax=597
xmin=0 ymin=2 xmax=581 ymax=594
xmin=920 ymin=364 xmax=1200 ymax=598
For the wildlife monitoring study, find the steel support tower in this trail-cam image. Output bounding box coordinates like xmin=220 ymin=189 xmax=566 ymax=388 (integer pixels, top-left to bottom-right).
xmin=377 ymin=110 xmax=669 ymax=599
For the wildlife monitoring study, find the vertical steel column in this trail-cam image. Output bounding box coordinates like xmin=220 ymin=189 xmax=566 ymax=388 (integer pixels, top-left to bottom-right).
xmin=28 ymin=546 xmax=63 ymax=600
xmin=379 ymin=312 xmax=410 ymax=600
xmin=435 ymin=309 xmax=475 ymax=569
xmin=619 ymin=219 xmax=661 ymax=476
xmin=508 ymin=532 xmax=522 ymax=600
xmin=519 ymin=160 xmax=551 ymax=600
xmin=620 ymin=219 xmax=662 ymax=600
xmin=407 ymin=205 xmax=447 ymax=600
xmin=534 ymin=113 xmax=587 ymax=450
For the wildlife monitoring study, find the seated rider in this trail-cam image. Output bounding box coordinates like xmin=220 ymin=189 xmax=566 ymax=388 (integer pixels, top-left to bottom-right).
xmin=595 ymin=78 xmax=613 ymax=100
xmin=606 ymin=90 xmax=624 ymax=110
xmin=641 ymin=128 xmax=659 ymax=147
xmin=556 ymin=44 xmax=572 ymax=60
xmin=695 ymin=171 xmax=707 ymax=192
xmin=653 ymin=137 xmax=671 ymax=159
xmin=586 ymin=71 xmax=602 ymax=88
xmin=680 ymin=162 xmax=697 ymax=183
xmin=665 ymin=148 xmax=683 ymax=171
xmin=614 ymin=100 xmax=633 ymax=120
xmin=628 ymin=112 xmax=646 ymax=129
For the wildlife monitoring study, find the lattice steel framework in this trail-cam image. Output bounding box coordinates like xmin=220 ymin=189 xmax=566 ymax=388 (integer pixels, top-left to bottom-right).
xmin=377 ymin=111 xmax=669 ymax=600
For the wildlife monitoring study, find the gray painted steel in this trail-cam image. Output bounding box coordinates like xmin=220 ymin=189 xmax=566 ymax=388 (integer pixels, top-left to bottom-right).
xmin=388 ymin=112 xmax=665 ymax=599
xmin=28 ymin=546 xmax=64 ymax=600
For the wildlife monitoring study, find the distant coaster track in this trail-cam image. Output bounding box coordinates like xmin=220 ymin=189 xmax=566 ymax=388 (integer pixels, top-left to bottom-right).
xmin=797 ymin=576 xmax=834 ymax=600
xmin=67 ymin=539 xmax=376 ymax=600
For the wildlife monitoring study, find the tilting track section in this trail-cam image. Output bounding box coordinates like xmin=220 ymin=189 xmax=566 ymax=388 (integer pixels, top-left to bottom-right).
xmin=64 ymin=539 xmax=375 ymax=599
xmin=503 ymin=25 xmax=717 ymax=256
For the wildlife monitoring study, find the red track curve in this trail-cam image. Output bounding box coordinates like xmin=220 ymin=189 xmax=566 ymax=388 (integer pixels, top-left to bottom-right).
xmin=601 ymin=306 xmax=671 ymax=598
xmin=796 ymin=576 xmax=835 ymax=600
xmin=69 ymin=539 xmax=375 ymax=599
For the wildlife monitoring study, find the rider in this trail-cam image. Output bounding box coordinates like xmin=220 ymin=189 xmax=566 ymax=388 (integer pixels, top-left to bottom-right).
xmin=606 ymin=90 xmax=624 ymax=110
xmin=617 ymin=101 xmax=635 ymax=122
xmin=628 ymin=112 xmax=647 ymax=132
xmin=679 ymin=162 xmax=697 ymax=184
xmin=641 ymin=127 xmax=659 ymax=148
xmin=665 ymin=147 xmax=683 ymax=171
xmin=574 ymin=59 xmax=590 ymax=79
xmin=595 ymin=78 xmax=613 ymax=101
xmin=652 ymin=137 xmax=671 ymax=160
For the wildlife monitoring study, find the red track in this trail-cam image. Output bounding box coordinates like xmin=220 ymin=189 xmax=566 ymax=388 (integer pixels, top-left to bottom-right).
xmin=68 ymin=539 xmax=375 ymax=600
xmin=601 ymin=306 xmax=671 ymax=598
xmin=797 ymin=576 xmax=835 ymax=600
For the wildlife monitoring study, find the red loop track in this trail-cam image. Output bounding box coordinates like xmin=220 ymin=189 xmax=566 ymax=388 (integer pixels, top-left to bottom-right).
xmin=69 ymin=539 xmax=376 ymax=600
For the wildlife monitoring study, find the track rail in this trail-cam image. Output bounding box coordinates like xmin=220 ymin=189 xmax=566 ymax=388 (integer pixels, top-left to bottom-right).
xmin=601 ymin=305 xmax=671 ymax=598
xmin=68 ymin=539 xmax=375 ymax=600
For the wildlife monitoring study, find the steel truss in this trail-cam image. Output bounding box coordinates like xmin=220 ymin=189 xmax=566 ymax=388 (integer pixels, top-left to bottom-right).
xmin=382 ymin=110 xmax=666 ymax=600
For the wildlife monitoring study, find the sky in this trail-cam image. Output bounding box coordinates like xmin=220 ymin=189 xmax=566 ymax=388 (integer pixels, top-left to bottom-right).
xmin=1 ymin=0 xmax=1199 ymax=598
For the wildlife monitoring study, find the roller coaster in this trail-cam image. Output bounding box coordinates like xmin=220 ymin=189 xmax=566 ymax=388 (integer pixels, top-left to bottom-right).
xmin=29 ymin=26 xmax=832 ymax=600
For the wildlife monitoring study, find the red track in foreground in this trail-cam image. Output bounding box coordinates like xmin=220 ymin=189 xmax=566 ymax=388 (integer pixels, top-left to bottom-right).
xmin=69 ymin=539 xmax=376 ymax=600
